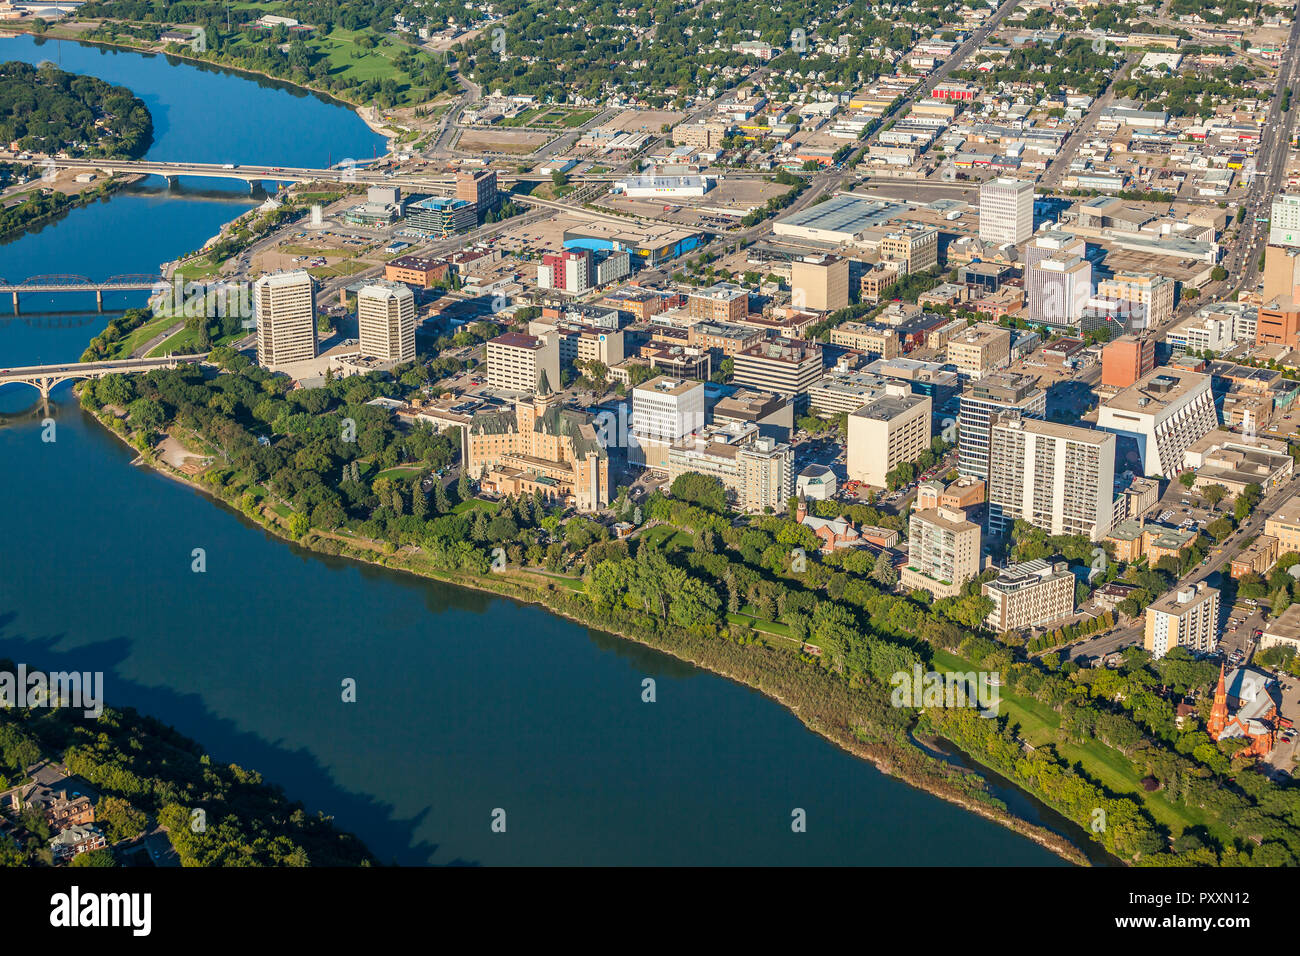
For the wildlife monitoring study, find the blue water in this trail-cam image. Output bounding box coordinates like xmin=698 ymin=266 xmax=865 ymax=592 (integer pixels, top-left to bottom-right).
xmin=0 ymin=36 xmax=1069 ymax=865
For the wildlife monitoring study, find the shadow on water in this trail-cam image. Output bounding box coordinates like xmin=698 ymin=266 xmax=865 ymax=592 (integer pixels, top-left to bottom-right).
xmin=913 ymin=731 xmax=1122 ymax=866
xmin=0 ymin=610 xmax=477 ymax=867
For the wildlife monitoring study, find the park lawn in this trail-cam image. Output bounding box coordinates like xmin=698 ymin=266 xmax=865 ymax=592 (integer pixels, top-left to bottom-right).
xmin=452 ymin=498 xmax=497 ymax=514
xmin=313 ymin=28 xmax=410 ymax=85
xmin=376 ymin=464 xmax=424 ymax=480
xmin=931 ymin=649 xmax=1058 ymax=745
xmin=1056 ymin=740 xmax=1215 ymax=838
xmin=536 ymin=572 xmax=585 ymax=591
xmin=728 ymin=607 xmax=795 ymax=639
xmin=931 ymin=651 xmax=1217 ymax=840
xmin=114 ymin=313 xmax=182 ymax=357
xmin=560 ymin=109 xmax=599 ymax=127
xmin=637 ymin=525 xmax=693 ymax=551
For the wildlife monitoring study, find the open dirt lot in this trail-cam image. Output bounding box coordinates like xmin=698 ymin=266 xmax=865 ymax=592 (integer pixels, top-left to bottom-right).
xmin=457 ymin=129 xmax=555 ymax=154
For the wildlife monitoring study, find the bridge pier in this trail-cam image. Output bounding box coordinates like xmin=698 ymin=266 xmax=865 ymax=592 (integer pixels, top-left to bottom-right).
xmin=95 ymin=289 xmax=103 ymax=311
xmin=165 ymin=176 xmax=177 ymax=189
xmin=10 ymin=291 xmax=16 ymax=315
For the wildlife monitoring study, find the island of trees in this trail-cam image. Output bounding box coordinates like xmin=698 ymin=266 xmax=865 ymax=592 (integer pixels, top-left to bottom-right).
xmin=0 ymin=61 xmax=153 ymax=158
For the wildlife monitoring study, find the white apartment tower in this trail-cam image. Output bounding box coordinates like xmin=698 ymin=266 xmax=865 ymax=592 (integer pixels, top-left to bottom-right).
xmin=979 ymin=177 xmax=1034 ymax=246
xmin=255 ymin=271 xmax=317 ymax=368
xmin=357 ymin=281 xmax=417 ymax=363
xmin=987 ymin=414 xmax=1116 ymax=540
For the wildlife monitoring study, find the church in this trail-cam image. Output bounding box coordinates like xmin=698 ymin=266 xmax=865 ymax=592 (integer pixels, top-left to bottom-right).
xmin=1206 ymin=664 xmax=1282 ymax=759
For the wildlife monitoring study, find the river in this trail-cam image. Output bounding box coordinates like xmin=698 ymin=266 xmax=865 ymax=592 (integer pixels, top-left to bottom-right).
xmin=0 ymin=35 xmax=1071 ymax=865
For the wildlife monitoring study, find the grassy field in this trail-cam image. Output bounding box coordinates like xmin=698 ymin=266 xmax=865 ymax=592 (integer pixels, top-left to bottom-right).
xmin=114 ymin=313 xmax=182 ymax=358
xmin=637 ymin=525 xmax=695 ymax=551
xmin=307 ymin=260 xmax=371 ymax=279
xmin=452 ymin=498 xmax=497 ymax=514
xmin=931 ymin=649 xmax=1218 ymax=839
xmin=376 ymin=464 xmax=425 ymax=480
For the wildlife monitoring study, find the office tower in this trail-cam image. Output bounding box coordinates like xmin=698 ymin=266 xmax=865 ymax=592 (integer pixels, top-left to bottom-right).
xmin=630 ymin=375 xmax=706 ymax=471
xmin=847 ymin=390 xmax=931 ymax=487
xmin=979 ymin=177 xmax=1034 ymax=245
xmin=1096 ymin=272 xmax=1175 ymax=329
xmin=1026 ymin=255 xmax=1092 ymax=326
xmin=987 ymin=414 xmax=1116 ymax=540
xmin=790 ymin=254 xmax=849 ymax=311
xmin=731 ymin=337 xmax=825 ymax=400
xmin=456 ymin=168 xmax=499 ymax=214
xmin=1096 ymin=367 xmax=1216 ymax=477
xmin=254 ymin=270 xmax=317 ymax=368
xmin=946 ymin=323 xmax=1011 ymax=379
xmin=957 ymin=372 xmax=1046 ymax=480
xmin=357 ymin=281 xmax=417 ymax=363
xmin=1263 ymin=244 xmax=1300 ymax=305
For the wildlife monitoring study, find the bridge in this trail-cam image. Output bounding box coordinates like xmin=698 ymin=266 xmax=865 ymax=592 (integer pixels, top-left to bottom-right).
xmin=0 ymin=355 xmax=207 ymax=399
xmin=0 ymin=274 xmax=160 ymax=313
xmin=23 ymin=155 xmax=775 ymax=193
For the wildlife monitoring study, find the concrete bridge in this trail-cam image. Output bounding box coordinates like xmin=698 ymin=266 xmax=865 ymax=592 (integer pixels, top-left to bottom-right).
xmin=0 ymin=355 xmax=207 ymax=399
xmin=0 ymin=275 xmax=160 ymax=313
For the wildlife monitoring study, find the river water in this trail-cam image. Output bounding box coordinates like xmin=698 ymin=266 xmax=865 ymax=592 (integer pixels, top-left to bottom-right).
xmin=0 ymin=35 xmax=1070 ymax=865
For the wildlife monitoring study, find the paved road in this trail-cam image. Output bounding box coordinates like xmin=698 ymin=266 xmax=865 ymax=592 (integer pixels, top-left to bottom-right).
xmin=1068 ymin=471 xmax=1300 ymax=661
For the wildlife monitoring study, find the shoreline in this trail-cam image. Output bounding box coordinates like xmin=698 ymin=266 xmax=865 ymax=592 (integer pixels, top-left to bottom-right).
xmin=1 ymin=27 xmax=403 ymax=153
xmin=89 ymin=408 xmax=1093 ymax=867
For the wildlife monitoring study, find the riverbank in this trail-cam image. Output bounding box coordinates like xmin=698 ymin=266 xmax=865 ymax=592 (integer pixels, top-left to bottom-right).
xmin=0 ymin=172 xmax=142 ymax=242
xmin=88 ymin=405 xmax=1092 ymax=867
xmin=0 ymin=25 xmax=408 ymax=151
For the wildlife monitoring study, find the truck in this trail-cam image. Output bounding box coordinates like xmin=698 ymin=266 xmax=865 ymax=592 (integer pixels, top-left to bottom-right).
xmin=222 ymin=163 xmax=237 ymax=170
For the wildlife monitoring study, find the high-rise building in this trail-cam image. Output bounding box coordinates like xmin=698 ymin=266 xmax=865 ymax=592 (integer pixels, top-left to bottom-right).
xmin=403 ymin=197 xmax=476 ymax=238
xmin=979 ymin=177 xmax=1034 ymax=245
xmin=357 ymin=281 xmax=416 ymax=363
xmin=630 ymin=375 xmax=706 ymax=471
xmin=1096 ymin=367 xmax=1216 ymax=477
xmin=846 ymin=390 xmax=932 ymax=488
xmin=790 ymin=254 xmax=849 ymax=312
xmin=901 ymin=506 xmax=982 ymax=599
xmin=731 ymin=337 xmax=825 ymax=400
xmin=1269 ymin=194 xmax=1300 ymax=248
xmin=1263 ymin=244 xmax=1300 ymax=305
xmin=538 ymin=249 xmax=593 ymax=294
xmin=1144 ymin=583 xmax=1220 ymax=659
xmin=1026 ymin=255 xmax=1093 ymax=326
xmin=455 ymin=168 xmax=499 ymax=214
xmin=982 ymin=559 xmax=1076 ymax=632
xmin=485 ymin=332 xmax=562 ymax=395
xmin=254 ymin=271 xmax=317 ymax=368
xmin=1096 ymin=272 xmax=1175 ymax=329
xmin=957 ymin=372 xmax=1046 ymax=480
xmin=987 ymin=414 xmax=1116 ymax=539
xmin=1100 ymin=335 xmax=1155 ymax=388
xmin=1023 ymin=231 xmax=1086 ymax=271
xmin=666 ymin=424 xmax=793 ymax=512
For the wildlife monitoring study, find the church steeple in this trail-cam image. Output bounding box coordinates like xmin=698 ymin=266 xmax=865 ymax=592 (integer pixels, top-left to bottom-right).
xmin=1207 ymin=663 xmax=1229 ymax=740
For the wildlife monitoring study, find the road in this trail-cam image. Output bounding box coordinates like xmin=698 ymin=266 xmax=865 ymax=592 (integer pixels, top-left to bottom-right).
xmin=1069 ymin=471 xmax=1300 ymax=662
xmin=1039 ymin=50 xmax=1141 ymax=190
